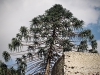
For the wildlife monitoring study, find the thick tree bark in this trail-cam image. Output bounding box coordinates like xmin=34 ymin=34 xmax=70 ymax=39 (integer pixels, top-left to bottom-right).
xmin=44 ymin=59 xmax=50 ymax=75
xmin=45 ymin=27 xmax=56 ymax=75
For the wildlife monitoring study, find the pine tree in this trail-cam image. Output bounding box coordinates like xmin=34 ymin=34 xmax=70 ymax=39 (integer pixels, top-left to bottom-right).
xmin=2 ymin=4 xmax=98 ymax=75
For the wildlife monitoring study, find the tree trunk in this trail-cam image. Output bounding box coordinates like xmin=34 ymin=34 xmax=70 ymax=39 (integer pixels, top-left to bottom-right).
xmin=44 ymin=59 xmax=50 ymax=75
xmin=45 ymin=27 xmax=56 ymax=75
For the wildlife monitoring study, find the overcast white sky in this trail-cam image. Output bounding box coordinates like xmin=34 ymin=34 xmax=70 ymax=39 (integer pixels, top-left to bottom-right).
xmin=0 ymin=0 xmax=100 ymax=61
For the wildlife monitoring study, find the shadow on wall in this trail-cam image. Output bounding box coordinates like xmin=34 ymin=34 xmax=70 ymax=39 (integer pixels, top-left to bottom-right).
xmin=51 ymin=55 xmax=64 ymax=75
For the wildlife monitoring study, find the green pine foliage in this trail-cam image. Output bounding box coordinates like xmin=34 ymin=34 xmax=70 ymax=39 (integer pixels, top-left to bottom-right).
xmin=1 ymin=4 xmax=98 ymax=75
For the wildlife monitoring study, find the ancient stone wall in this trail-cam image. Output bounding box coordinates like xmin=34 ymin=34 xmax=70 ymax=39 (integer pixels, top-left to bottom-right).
xmin=51 ymin=52 xmax=100 ymax=75
xmin=64 ymin=52 xmax=100 ymax=75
